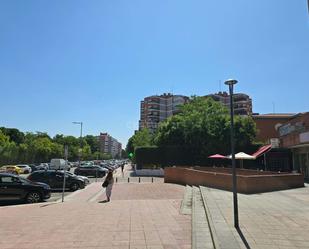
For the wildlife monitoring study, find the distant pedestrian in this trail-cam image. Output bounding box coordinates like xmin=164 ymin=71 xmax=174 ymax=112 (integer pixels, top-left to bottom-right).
xmin=121 ymin=163 xmax=124 ymax=173
xmin=103 ymin=170 xmax=114 ymax=202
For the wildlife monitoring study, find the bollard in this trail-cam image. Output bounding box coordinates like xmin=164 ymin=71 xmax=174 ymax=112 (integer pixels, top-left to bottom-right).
xmin=116 ymin=177 xmax=118 ymax=183
xmin=139 ymin=177 xmax=140 ymax=183
xmin=128 ymin=177 xmax=130 ymax=183
xmin=151 ymin=177 xmax=153 ymax=183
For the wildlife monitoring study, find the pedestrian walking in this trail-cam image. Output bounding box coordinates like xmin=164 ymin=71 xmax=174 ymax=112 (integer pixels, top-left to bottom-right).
xmin=102 ymin=170 xmax=114 ymax=202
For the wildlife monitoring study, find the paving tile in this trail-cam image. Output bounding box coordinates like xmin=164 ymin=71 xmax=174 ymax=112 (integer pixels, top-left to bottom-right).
xmin=0 ymin=182 xmax=190 ymax=249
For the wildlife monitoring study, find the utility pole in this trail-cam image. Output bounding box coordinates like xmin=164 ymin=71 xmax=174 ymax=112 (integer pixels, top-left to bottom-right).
xmin=73 ymin=122 xmax=83 ymax=167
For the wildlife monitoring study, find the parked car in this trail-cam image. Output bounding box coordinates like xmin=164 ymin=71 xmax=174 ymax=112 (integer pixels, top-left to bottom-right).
xmin=0 ymin=173 xmax=51 ymax=203
xmin=36 ymin=163 xmax=49 ymax=170
xmin=49 ymin=159 xmax=70 ymax=170
xmin=0 ymin=165 xmax=22 ymax=175
xmin=27 ymin=170 xmax=85 ymax=191
xmin=15 ymin=165 xmax=32 ymax=174
xmin=74 ymin=165 xmax=107 ymax=178
xmin=29 ymin=164 xmax=39 ymax=172
xmin=66 ymin=171 xmax=90 ymax=185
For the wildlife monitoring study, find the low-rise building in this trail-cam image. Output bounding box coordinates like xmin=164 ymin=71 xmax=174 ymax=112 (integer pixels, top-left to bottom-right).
xmin=278 ymin=112 xmax=309 ymax=179
xmin=252 ymin=113 xmax=296 ymax=143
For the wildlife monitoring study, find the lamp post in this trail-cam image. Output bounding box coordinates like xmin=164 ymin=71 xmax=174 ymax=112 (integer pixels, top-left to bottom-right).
xmin=224 ymin=79 xmax=239 ymax=229
xmin=73 ymin=121 xmax=83 ymax=167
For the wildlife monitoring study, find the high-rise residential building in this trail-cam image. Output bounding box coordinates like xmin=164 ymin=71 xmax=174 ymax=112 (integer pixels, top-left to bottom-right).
xmin=205 ymin=91 xmax=253 ymax=116
xmin=98 ymin=132 xmax=122 ymax=158
xmin=139 ymin=93 xmax=189 ymax=132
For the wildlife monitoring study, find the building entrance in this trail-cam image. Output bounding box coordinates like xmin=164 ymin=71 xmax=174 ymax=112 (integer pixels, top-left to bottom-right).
xmin=300 ymin=153 xmax=309 ymax=179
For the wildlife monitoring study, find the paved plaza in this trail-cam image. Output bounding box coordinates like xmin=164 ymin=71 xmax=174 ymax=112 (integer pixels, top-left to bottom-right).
xmin=206 ymin=185 xmax=309 ymax=249
xmin=0 ymin=182 xmax=191 ymax=249
xmin=0 ymin=163 xmax=309 ymax=249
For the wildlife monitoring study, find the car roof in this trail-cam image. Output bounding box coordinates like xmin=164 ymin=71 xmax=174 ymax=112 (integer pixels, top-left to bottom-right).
xmin=32 ymin=170 xmax=62 ymax=173
xmin=0 ymin=173 xmax=19 ymax=177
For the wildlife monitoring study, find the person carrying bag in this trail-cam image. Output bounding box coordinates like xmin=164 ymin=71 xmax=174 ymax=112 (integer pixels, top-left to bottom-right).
xmin=102 ymin=170 xmax=114 ymax=202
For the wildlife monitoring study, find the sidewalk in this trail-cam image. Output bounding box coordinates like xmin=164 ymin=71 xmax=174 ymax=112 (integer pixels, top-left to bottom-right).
xmin=0 ymin=182 xmax=191 ymax=249
xmin=201 ymin=185 xmax=309 ymax=249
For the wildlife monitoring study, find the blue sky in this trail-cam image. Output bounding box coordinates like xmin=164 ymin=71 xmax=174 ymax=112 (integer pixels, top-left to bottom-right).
xmin=1 ymin=0 xmax=309 ymax=146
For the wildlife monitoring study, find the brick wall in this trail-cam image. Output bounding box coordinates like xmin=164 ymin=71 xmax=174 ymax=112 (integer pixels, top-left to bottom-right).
xmin=164 ymin=167 xmax=304 ymax=194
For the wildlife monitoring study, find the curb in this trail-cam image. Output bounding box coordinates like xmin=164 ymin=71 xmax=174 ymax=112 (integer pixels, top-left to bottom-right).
xmin=200 ymin=186 xmax=220 ymax=249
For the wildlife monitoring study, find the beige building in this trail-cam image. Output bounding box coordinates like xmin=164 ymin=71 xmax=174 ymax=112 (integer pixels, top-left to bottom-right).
xmin=98 ymin=133 xmax=122 ymax=158
xmin=139 ymin=93 xmax=189 ymax=132
xmin=205 ymin=91 xmax=253 ymax=116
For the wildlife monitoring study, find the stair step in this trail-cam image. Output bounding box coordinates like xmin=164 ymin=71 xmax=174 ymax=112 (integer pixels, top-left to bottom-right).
xmin=192 ymin=186 xmax=215 ymax=249
xmin=180 ymin=185 xmax=193 ymax=215
xmin=200 ymin=186 xmax=242 ymax=249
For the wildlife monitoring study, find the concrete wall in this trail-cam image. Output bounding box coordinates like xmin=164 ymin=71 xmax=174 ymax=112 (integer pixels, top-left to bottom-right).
xmin=164 ymin=167 xmax=304 ymax=194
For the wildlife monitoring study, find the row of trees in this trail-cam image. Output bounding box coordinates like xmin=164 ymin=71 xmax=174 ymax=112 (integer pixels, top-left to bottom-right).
xmin=126 ymin=97 xmax=259 ymax=166
xmin=0 ymin=128 xmax=115 ymax=166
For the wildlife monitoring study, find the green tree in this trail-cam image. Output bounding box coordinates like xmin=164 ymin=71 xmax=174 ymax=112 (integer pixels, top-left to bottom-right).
xmin=0 ymin=127 xmax=25 ymax=145
xmin=126 ymin=128 xmax=154 ymax=155
xmin=0 ymin=130 xmax=18 ymax=165
xmin=154 ymin=97 xmax=256 ymax=163
xmin=84 ymin=135 xmax=100 ymax=154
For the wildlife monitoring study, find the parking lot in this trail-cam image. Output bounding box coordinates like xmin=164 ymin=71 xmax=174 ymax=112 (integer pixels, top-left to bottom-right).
xmin=0 ymin=160 xmax=128 ymax=206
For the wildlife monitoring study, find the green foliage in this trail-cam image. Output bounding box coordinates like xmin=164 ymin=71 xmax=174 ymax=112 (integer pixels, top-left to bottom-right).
xmin=0 ymin=128 xmax=114 ymax=165
xmin=84 ymin=135 xmax=100 ymax=153
xmin=134 ymin=145 xmax=196 ymax=168
xmin=135 ymin=146 xmax=161 ymax=167
xmin=121 ymin=149 xmax=128 ymax=158
xmin=126 ymin=128 xmax=154 ymax=159
xmin=0 ymin=127 xmax=25 ymax=144
xmin=153 ymin=97 xmax=257 ymax=165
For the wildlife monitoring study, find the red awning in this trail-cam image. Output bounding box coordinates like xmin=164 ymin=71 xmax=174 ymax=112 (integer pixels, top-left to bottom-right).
xmin=252 ymin=144 xmax=272 ymax=158
xmin=208 ymin=154 xmax=227 ymax=159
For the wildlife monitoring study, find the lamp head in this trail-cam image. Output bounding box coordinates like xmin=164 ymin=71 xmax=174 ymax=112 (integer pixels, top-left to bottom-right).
xmin=224 ymin=79 xmax=238 ymax=86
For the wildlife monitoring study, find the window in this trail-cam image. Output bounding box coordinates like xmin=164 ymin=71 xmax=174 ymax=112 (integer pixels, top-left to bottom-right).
xmin=0 ymin=176 xmax=17 ymax=183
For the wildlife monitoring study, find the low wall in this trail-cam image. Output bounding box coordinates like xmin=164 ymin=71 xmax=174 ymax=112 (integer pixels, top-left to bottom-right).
xmin=135 ymin=169 xmax=164 ymax=176
xmin=164 ymin=167 xmax=304 ymax=194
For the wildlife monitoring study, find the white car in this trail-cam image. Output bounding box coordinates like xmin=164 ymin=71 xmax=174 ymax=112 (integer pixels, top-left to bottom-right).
xmin=16 ymin=165 xmax=32 ymax=174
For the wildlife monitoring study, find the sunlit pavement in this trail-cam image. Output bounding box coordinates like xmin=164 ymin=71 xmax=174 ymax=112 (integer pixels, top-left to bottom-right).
xmin=0 ymin=181 xmax=191 ymax=249
xmin=201 ymin=184 xmax=309 ymax=249
xmin=3 ymin=164 xmax=309 ymax=249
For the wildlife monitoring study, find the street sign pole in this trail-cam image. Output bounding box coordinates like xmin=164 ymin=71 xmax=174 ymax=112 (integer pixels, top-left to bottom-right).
xmin=62 ymin=145 xmax=68 ymax=203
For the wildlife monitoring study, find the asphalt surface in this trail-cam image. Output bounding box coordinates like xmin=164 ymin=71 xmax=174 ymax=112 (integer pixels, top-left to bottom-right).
xmin=0 ymin=167 xmax=94 ymax=206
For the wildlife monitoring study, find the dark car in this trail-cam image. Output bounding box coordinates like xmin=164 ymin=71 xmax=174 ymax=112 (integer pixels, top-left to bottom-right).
xmin=0 ymin=173 xmax=51 ymax=203
xmin=74 ymin=165 xmax=107 ymax=178
xmin=27 ymin=170 xmax=85 ymax=191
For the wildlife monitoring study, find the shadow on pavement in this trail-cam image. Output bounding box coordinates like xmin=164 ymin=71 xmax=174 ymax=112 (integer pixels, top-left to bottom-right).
xmin=236 ymin=227 xmax=251 ymax=249
xmin=98 ymin=200 xmax=109 ymax=203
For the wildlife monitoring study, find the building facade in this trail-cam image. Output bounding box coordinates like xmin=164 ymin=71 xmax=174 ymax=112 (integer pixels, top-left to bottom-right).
xmin=139 ymin=93 xmax=189 ymax=132
xmin=205 ymin=92 xmax=253 ymax=116
xmin=98 ymin=133 xmax=122 ymax=158
xmin=252 ymin=113 xmax=295 ymax=143
xmin=278 ymin=112 xmax=309 ymax=179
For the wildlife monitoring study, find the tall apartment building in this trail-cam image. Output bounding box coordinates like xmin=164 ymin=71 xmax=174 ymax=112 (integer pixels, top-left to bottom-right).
xmin=205 ymin=91 xmax=253 ymax=116
xmin=139 ymin=93 xmax=189 ymax=132
xmin=98 ymin=133 xmax=122 ymax=158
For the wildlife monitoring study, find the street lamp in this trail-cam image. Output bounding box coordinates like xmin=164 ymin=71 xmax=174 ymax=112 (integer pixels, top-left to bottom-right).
xmin=224 ymin=79 xmax=239 ymax=229
xmin=73 ymin=121 xmax=83 ymax=167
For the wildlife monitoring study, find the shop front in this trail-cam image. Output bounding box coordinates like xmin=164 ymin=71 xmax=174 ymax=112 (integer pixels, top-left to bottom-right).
xmin=279 ymin=113 xmax=309 ymax=180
